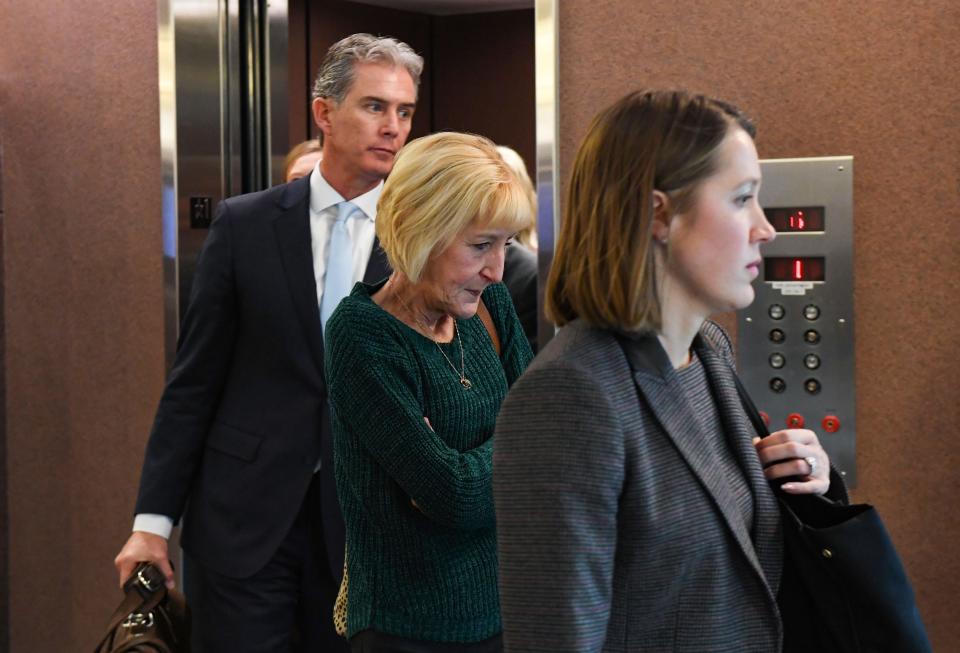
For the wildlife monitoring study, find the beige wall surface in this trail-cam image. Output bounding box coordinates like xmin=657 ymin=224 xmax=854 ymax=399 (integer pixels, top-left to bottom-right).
xmin=559 ymin=0 xmax=959 ymax=648
xmin=0 ymin=1 xmax=165 ymax=650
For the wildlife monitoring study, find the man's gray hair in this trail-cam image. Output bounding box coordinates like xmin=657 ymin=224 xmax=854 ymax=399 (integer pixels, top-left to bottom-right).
xmin=312 ymin=33 xmax=423 ymax=104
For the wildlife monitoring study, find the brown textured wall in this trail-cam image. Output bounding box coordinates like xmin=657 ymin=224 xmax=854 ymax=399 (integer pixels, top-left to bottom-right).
xmin=559 ymin=1 xmax=960 ymax=647
xmin=0 ymin=2 xmax=165 ymax=650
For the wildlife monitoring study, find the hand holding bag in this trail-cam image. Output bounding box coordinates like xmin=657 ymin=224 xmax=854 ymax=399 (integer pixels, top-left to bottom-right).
xmin=731 ymin=373 xmax=932 ymax=653
xmin=94 ymin=562 xmax=190 ymax=653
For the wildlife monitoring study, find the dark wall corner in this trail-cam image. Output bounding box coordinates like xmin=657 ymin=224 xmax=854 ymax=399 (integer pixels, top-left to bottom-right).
xmin=0 ymin=131 xmax=9 ymax=653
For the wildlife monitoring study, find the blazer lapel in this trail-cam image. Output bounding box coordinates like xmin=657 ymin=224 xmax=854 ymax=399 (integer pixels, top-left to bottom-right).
xmin=695 ymin=336 xmax=783 ymax=594
xmin=621 ymin=334 xmax=769 ymax=586
xmin=272 ymin=177 xmax=326 ymax=372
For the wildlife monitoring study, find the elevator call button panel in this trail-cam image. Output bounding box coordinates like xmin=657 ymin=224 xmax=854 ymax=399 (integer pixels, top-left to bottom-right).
xmin=737 ymin=156 xmax=856 ymax=485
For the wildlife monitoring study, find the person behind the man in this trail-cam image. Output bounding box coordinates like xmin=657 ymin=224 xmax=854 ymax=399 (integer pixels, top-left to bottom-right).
xmin=284 ymin=138 xmax=324 ymax=182
xmin=113 ymin=33 xmax=422 ymax=653
xmin=496 ymin=145 xmax=538 ymax=352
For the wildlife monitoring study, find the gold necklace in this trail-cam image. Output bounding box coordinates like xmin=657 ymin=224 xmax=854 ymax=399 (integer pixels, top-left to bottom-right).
xmin=397 ymin=294 xmax=472 ymax=390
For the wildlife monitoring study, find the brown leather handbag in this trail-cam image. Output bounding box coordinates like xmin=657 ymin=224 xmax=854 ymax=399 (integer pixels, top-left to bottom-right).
xmin=94 ymin=562 xmax=191 ymax=653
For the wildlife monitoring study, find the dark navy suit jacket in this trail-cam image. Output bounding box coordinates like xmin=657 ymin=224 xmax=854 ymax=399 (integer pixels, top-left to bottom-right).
xmin=135 ymin=174 xmax=390 ymax=580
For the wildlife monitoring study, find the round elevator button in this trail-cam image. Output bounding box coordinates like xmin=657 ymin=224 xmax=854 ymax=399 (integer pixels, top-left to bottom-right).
xmin=803 ymin=353 xmax=821 ymax=370
xmin=803 ymin=304 xmax=821 ymax=321
xmin=770 ymin=377 xmax=787 ymax=393
xmin=769 ymin=353 xmax=786 ymax=369
xmin=769 ymin=328 xmax=786 ymax=344
xmin=769 ymin=304 xmax=785 ymax=320
xmin=804 ymin=329 xmax=821 ymax=344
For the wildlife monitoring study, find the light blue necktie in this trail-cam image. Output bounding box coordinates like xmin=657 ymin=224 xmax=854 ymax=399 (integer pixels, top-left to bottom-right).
xmin=320 ymin=201 xmax=359 ymax=335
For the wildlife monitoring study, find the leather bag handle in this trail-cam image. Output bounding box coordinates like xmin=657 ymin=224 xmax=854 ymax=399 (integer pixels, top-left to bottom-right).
xmin=476 ymin=299 xmax=501 ymax=357
xmin=94 ymin=563 xmax=168 ymax=652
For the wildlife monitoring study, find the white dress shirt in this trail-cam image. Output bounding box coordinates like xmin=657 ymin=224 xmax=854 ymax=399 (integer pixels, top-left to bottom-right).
xmin=134 ymin=163 xmax=383 ymax=539
xmin=308 ymin=164 xmax=381 ymax=309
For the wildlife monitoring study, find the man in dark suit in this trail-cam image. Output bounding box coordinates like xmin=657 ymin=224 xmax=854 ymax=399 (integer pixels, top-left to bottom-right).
xmin=114 ymin=34 xmax=422 ymax=652
xmin=503 ymin=243 xmax=538 ymax=352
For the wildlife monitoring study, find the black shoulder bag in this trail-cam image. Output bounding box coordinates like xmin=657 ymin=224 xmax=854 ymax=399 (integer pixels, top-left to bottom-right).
xmin=731 ymin=373 xmax=932 ymax=653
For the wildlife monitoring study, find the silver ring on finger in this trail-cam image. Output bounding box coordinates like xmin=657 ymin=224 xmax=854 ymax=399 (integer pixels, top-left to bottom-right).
xmin=804 ymin=455 xmax=818 ymax=477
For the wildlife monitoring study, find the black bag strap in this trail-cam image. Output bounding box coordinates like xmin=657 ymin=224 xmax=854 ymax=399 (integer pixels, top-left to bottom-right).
xmin=726 ymin=355 xmax=850 ymax=504
xmin=730 ymin=371 xmax=772 ymax=439
xmin=615 ymin=329 xmax=847 ymax=502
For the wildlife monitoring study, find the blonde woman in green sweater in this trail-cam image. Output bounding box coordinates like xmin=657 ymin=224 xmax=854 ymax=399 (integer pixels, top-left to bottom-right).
xmin=324 ymin=132 xmax=534 ymax=652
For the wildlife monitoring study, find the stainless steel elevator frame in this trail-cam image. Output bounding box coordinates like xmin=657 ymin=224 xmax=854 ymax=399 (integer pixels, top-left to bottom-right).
xmin=160 ymin=0 xmax=557 ymax=358
xmin=159 ymin=0 xmax=289 ymax=368
xmin=535 ymin=0 xmax=558 ymax=348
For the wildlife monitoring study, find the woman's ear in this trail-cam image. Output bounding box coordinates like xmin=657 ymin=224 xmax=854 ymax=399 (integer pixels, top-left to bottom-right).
xmin=651 ymin=190 xmax=671 ymax=244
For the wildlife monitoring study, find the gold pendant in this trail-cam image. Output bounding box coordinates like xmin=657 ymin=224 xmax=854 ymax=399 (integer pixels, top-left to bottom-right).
xmin=460 ymin=378 xmax=473 ymax=389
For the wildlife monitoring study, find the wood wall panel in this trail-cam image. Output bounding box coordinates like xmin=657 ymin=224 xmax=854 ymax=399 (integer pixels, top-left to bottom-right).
xmin=559 ymin=1 xmax=960 ymax=647
xmin=432 ymin=10 xmax=536 ymax=178
xmin=0 ymin=133 xmax=8 ymax=652
xmin=288 ymin=1 xmax=535 ymax=178
xmin=290 ymin=0 xmax=434 ymax=144
xmin=0 ymin=1 xmax=165 ymax=650
xmin=288 ymin=0 xmax=312 ymax=147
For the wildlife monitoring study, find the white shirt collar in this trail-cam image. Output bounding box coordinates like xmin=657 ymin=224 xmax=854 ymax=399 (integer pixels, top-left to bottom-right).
xmin=308 ymin=164 xmax=381 ymax=221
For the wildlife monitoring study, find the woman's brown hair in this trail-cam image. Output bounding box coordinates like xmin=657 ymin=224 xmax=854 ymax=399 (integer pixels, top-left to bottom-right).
xmin=545 ymin=90 xmax=755 ymax=331
xmin=282 ymin=139 xmax=323 ymax=181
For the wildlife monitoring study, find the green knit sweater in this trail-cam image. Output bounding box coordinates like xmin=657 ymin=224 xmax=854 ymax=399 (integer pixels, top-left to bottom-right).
xmin=325 ymin=280 xmax=533 ymax=642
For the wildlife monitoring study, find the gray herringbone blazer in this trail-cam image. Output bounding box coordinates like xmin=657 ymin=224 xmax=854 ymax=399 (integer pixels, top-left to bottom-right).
xmin=494 ymin=320 xmax=783 ymax=652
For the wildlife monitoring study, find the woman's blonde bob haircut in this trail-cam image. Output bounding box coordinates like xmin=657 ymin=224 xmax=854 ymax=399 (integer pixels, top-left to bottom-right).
xmin=546 ymin=89 xmax=755 ymax=332
xmin=377 ymin=132 xmax=534 ymax=282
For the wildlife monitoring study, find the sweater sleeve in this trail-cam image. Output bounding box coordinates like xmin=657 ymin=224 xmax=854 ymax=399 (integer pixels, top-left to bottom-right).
xmin=326 ymin=302 xmax=496 ymax=531
xmin=481 ymin=282 xmax=533 ymax=387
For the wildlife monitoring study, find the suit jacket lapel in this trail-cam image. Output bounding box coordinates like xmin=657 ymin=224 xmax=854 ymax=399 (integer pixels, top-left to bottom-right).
xmin=695 ymin=336 xmax=783 ymax=594
xmin=363 ymin=236 xmax=390 ymax=284
xmin=272 ymin=177 xmax=326 ymax=372
xmin=621 ymin=334 xmax=770 ymax=588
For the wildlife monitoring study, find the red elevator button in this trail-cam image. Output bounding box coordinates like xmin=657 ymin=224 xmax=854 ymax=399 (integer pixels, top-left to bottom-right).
xmin=786 ymin=413 xmax=805 ymax=428
xmin=822 ymin=415 xmax=840 ymax=433
xmin=759 ymin=411 xmax=771 ymax=427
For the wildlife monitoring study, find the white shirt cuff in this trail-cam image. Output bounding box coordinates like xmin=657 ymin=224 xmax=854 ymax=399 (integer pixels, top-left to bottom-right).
xmin=133 ymin=513 xmax=174 ymax=539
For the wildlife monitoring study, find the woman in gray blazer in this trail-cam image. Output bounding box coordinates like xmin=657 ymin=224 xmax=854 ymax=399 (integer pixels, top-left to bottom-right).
xmin=493 ymin=90 xmax=842 ymax=652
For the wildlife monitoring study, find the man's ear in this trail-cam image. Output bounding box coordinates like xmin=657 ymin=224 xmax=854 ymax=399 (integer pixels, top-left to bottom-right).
xmin=650 ymin=189 xmax=671 ymax=243
xmin=312 ymin=97 xmax=334 ymax=137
